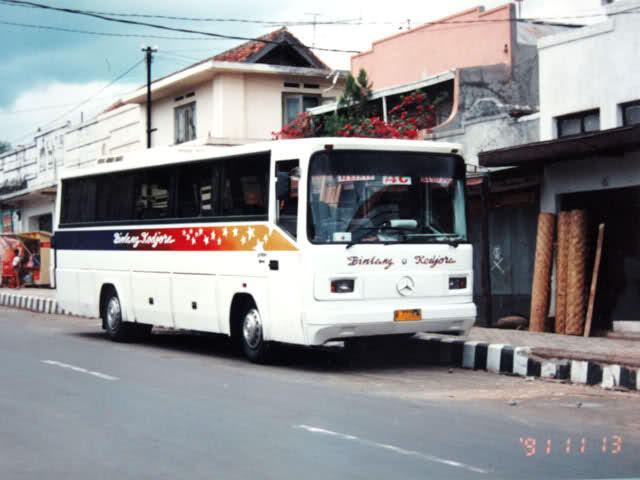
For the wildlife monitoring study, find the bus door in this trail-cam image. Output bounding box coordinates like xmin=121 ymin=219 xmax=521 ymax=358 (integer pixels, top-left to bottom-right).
xmin=267 ymin=160 xmax=303 ymax=343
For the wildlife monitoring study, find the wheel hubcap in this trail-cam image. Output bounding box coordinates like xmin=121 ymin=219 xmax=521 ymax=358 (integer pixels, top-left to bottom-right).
xmin=242 ymin=309 xmax=262 ymax=349
xmin=106 ymin=297 xmax=121 ymax=329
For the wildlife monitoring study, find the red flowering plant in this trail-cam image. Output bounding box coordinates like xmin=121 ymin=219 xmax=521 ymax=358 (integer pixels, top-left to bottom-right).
xmin=272 ymin=69 xmax=442 ymax=141
xmin=334 ymin=92 xmax=439 ymax=140
xmin=271 ymin=111 xmax=312 ymax=140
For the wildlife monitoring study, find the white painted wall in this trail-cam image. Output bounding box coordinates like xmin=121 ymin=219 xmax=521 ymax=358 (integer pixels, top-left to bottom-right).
xmin=434 ymin=114 xmax=539 ymax=168
xmin=65 ymin=104 xmax=142 ymax=168
xmin=144 ymin=71 xmax=341 ymax=146
xmin=539 ymin=0 xmax=640 ymax=140
xmin=541 ymin=149 xmax=640 ymax=212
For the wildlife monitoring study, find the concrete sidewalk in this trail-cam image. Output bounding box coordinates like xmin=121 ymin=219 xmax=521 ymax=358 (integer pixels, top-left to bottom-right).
xmin=0 ymin=287 xmax=62 ymax=314
xmin=0 ymin=287 xmax=56 ymax=299
xmin=419 ymin=327 xmax=640 ymax=392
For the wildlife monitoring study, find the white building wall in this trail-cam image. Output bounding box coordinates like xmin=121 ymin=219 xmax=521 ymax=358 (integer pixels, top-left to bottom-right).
xmin=434 ymin=115 xmax=539 ymax=168
xmin=65 ymin=103 xmax=142 ymax=168
xmin=143 ymin=72 xmax=340 ymax=146
xmin=541 ymin=149 xmax=640 ymax=212
xmin=539 ymin=0 xmax=640 ymax=140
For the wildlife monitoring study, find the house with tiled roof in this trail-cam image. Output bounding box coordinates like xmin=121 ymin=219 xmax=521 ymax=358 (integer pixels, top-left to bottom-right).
xmin=116 ymin=27 xmax=343 ymax=147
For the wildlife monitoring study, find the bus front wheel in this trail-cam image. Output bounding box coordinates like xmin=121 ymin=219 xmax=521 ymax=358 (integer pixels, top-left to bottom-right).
xmin=240 ymin=304 xmax=270 ymax=363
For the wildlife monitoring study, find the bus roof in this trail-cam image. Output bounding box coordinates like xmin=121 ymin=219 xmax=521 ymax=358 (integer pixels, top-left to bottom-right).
xmin=59 ymin=137 xmax=464 ymax=180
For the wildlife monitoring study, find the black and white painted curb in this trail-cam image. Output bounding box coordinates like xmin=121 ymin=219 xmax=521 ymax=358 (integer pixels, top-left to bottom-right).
xmin=421 ymin=336 xmax=640 ymax=392
xmin=0 ymin=292 xmax=66 ymax=315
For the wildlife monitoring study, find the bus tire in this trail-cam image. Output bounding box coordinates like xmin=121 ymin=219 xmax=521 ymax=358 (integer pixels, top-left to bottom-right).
xmin=103 ymin=291 xmax=134 ymax=342
xmin=239 ymin=303 xmax=270 ymax=363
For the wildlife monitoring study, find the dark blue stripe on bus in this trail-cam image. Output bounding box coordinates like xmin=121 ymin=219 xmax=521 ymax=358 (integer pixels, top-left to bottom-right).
xmin=55 ymin=230 xmax=126 ymax=250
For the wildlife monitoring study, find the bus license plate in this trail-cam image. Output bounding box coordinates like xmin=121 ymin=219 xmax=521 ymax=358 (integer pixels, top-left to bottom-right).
xmin=394 ymin=309 xmax=422 ymax=321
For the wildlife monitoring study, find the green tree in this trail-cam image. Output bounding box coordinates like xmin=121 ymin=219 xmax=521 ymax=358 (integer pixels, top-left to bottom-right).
xmin=0 ymin=141 xmax=11 ymax=154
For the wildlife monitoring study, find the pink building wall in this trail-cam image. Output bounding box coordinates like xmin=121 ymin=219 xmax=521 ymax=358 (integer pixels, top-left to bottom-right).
xmin=351 ymin=5 xmax=514 ymax=90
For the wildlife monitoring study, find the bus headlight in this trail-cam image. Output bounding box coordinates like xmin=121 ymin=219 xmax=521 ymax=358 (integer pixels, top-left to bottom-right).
xmin=331 ymin=279 xmax=355 ymax=293
xmin=448 ymin=277 xmax=467 ymax=290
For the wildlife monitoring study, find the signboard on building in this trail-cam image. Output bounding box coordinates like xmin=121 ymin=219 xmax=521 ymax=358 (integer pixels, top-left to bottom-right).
xmin=2 ymin=213 xmax=13 ymax=232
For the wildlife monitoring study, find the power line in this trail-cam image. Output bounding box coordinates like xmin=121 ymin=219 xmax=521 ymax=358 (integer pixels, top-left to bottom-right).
xmin=0 ymin=19 xmax=225 ymax=40
xmin=0 ymin=90 xmax=136 ymax=115
xmin=0 ymin=0 xmax=362 ymax=54
xmin=1 ymin=0 xmax=637 ymax=27
xmin=9 ymin=59 xmax=144 ymax=144
xmin=0 ymin=0 xmax=361 ymax=26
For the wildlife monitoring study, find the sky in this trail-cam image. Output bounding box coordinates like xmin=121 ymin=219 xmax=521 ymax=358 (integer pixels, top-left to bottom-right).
xmin=0 ymin=0 xmax=610 ymax=147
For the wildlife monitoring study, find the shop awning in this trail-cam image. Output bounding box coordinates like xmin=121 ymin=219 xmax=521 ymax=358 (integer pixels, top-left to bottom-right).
xmin=479 ymin=124 xmax=640 ymax=168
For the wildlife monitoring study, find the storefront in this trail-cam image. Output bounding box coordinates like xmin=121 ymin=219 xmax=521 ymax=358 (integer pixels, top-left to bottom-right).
xmin=0 ymin=185 xmax=56 ymax=235
xmin=479 ymin=124 xmax=640 ymax=333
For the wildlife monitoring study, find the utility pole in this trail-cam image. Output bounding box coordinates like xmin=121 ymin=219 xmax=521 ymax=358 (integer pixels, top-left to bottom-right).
xmin=141 ymin=46 xmax=158 ymax=149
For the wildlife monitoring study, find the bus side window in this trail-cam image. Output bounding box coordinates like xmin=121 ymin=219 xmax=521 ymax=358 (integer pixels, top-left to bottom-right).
xmin=276 ymin=160 xmax=299 ymax=238
xmin=176 ymin=163 xmax=217 ymax=218
xmin=135 ymin=167 xmax=172 ymax=219
xmin=221 ymin=154 xmax=269 ymax=217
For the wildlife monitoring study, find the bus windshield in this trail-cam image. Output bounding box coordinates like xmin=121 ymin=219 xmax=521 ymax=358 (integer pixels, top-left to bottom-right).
xmin=307 ymin=150 xmax=467 ymax=245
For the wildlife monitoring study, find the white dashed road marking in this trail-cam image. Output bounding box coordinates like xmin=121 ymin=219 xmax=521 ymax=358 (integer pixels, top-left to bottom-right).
xmin=295 ymin=424 xmax=489 ymax=474
xmin=42 ymin=360 xmax=119 ymax=381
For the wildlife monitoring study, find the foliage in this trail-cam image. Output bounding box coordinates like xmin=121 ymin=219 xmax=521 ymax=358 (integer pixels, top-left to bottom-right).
xmin=272 ymin=68 xmax=444 ymax=141
xmin=0 ymin=141 xmax=11 ymax=154
xmin=335 ymin=93 xmax=438 ymax=139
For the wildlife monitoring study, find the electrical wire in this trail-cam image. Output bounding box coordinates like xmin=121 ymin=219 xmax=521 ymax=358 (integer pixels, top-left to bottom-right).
xmin=0 ymin=89 xmax=136 ymax=115
xmin=0 ymin=0 xmax=362 ymax=53
xmin=0 ymin=19 xmax=225 ymax=40
xmin=1 ymin=0 xmax=638 ymax=27
xmin=8 ymin=59 xmax=144 ymax=144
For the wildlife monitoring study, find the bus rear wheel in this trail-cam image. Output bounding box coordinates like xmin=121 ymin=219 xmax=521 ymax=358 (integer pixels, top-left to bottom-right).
xmin=240 ymin=304 xmax=270 ymax=363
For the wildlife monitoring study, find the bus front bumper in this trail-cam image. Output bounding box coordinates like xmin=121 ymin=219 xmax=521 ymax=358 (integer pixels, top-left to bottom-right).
xmin=303 ymin=302 xmax=476 ymax=346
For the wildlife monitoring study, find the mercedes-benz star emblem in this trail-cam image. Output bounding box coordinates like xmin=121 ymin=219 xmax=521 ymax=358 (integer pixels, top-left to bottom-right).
xmin=396 ymin=276 xmax=415 ymax=296
xmin=401 ymin=258 xmax=408 ymax=265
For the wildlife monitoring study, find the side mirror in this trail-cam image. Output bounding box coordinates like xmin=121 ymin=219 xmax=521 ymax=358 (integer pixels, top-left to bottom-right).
xmin=276 ymin=171 xmax=290 ymax=201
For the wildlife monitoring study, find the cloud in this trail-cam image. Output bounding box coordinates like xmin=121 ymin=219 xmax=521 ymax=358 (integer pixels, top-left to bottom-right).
xmin=0 ymin=81 xmax=137 ymax=145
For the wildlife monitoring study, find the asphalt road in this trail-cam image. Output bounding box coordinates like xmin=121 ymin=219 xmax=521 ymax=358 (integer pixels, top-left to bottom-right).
xmin=0 ymin=307 xmax=638 ymax=480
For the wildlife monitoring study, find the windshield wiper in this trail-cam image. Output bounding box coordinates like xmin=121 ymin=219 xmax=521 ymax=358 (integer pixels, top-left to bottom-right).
xmin=401 ymin=233 xmax=465 ymax=248
xmin=345 ymin=226 xmax=409 ymax=249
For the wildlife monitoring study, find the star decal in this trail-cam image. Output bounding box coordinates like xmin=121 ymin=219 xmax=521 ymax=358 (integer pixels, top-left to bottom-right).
xmin=204 ymin=236 xmax=209 ymax=245
xmin=232 ymin=227 xmax=238 ymax=237
xmin=241 ymin=236 xmax=246 ymax=245
xmin=211 ymin=230 xmax=216 ymax=240
xmin=247 ymin=227 xmax=255 ymax=240
xmin=217 ymin=237 xmax=222 ymax=246
xmin=253 ymin=240 xmax=264 ymax=252
xmin=223 ymin=227 xmax=228 ymax=237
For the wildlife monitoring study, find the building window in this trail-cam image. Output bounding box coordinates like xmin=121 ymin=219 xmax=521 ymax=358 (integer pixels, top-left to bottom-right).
xmin=557 ymin=109 xmax=600 ymax=138
xmin=175 ymin=102 xmax=196 ymax=144
xmin=622 ymin=100 xmax=640 ymax=126
xmin=283 ymin=94 xmax=319 ymax=125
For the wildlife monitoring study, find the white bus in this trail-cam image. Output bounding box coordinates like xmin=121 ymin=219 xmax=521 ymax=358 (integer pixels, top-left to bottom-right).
xmin=54 ymin=138 xmax=475 ymax=362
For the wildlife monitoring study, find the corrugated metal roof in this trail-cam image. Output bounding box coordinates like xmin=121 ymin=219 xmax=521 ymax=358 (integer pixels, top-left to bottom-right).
xmin=479 ymin=124 xmax=640 ymax=168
